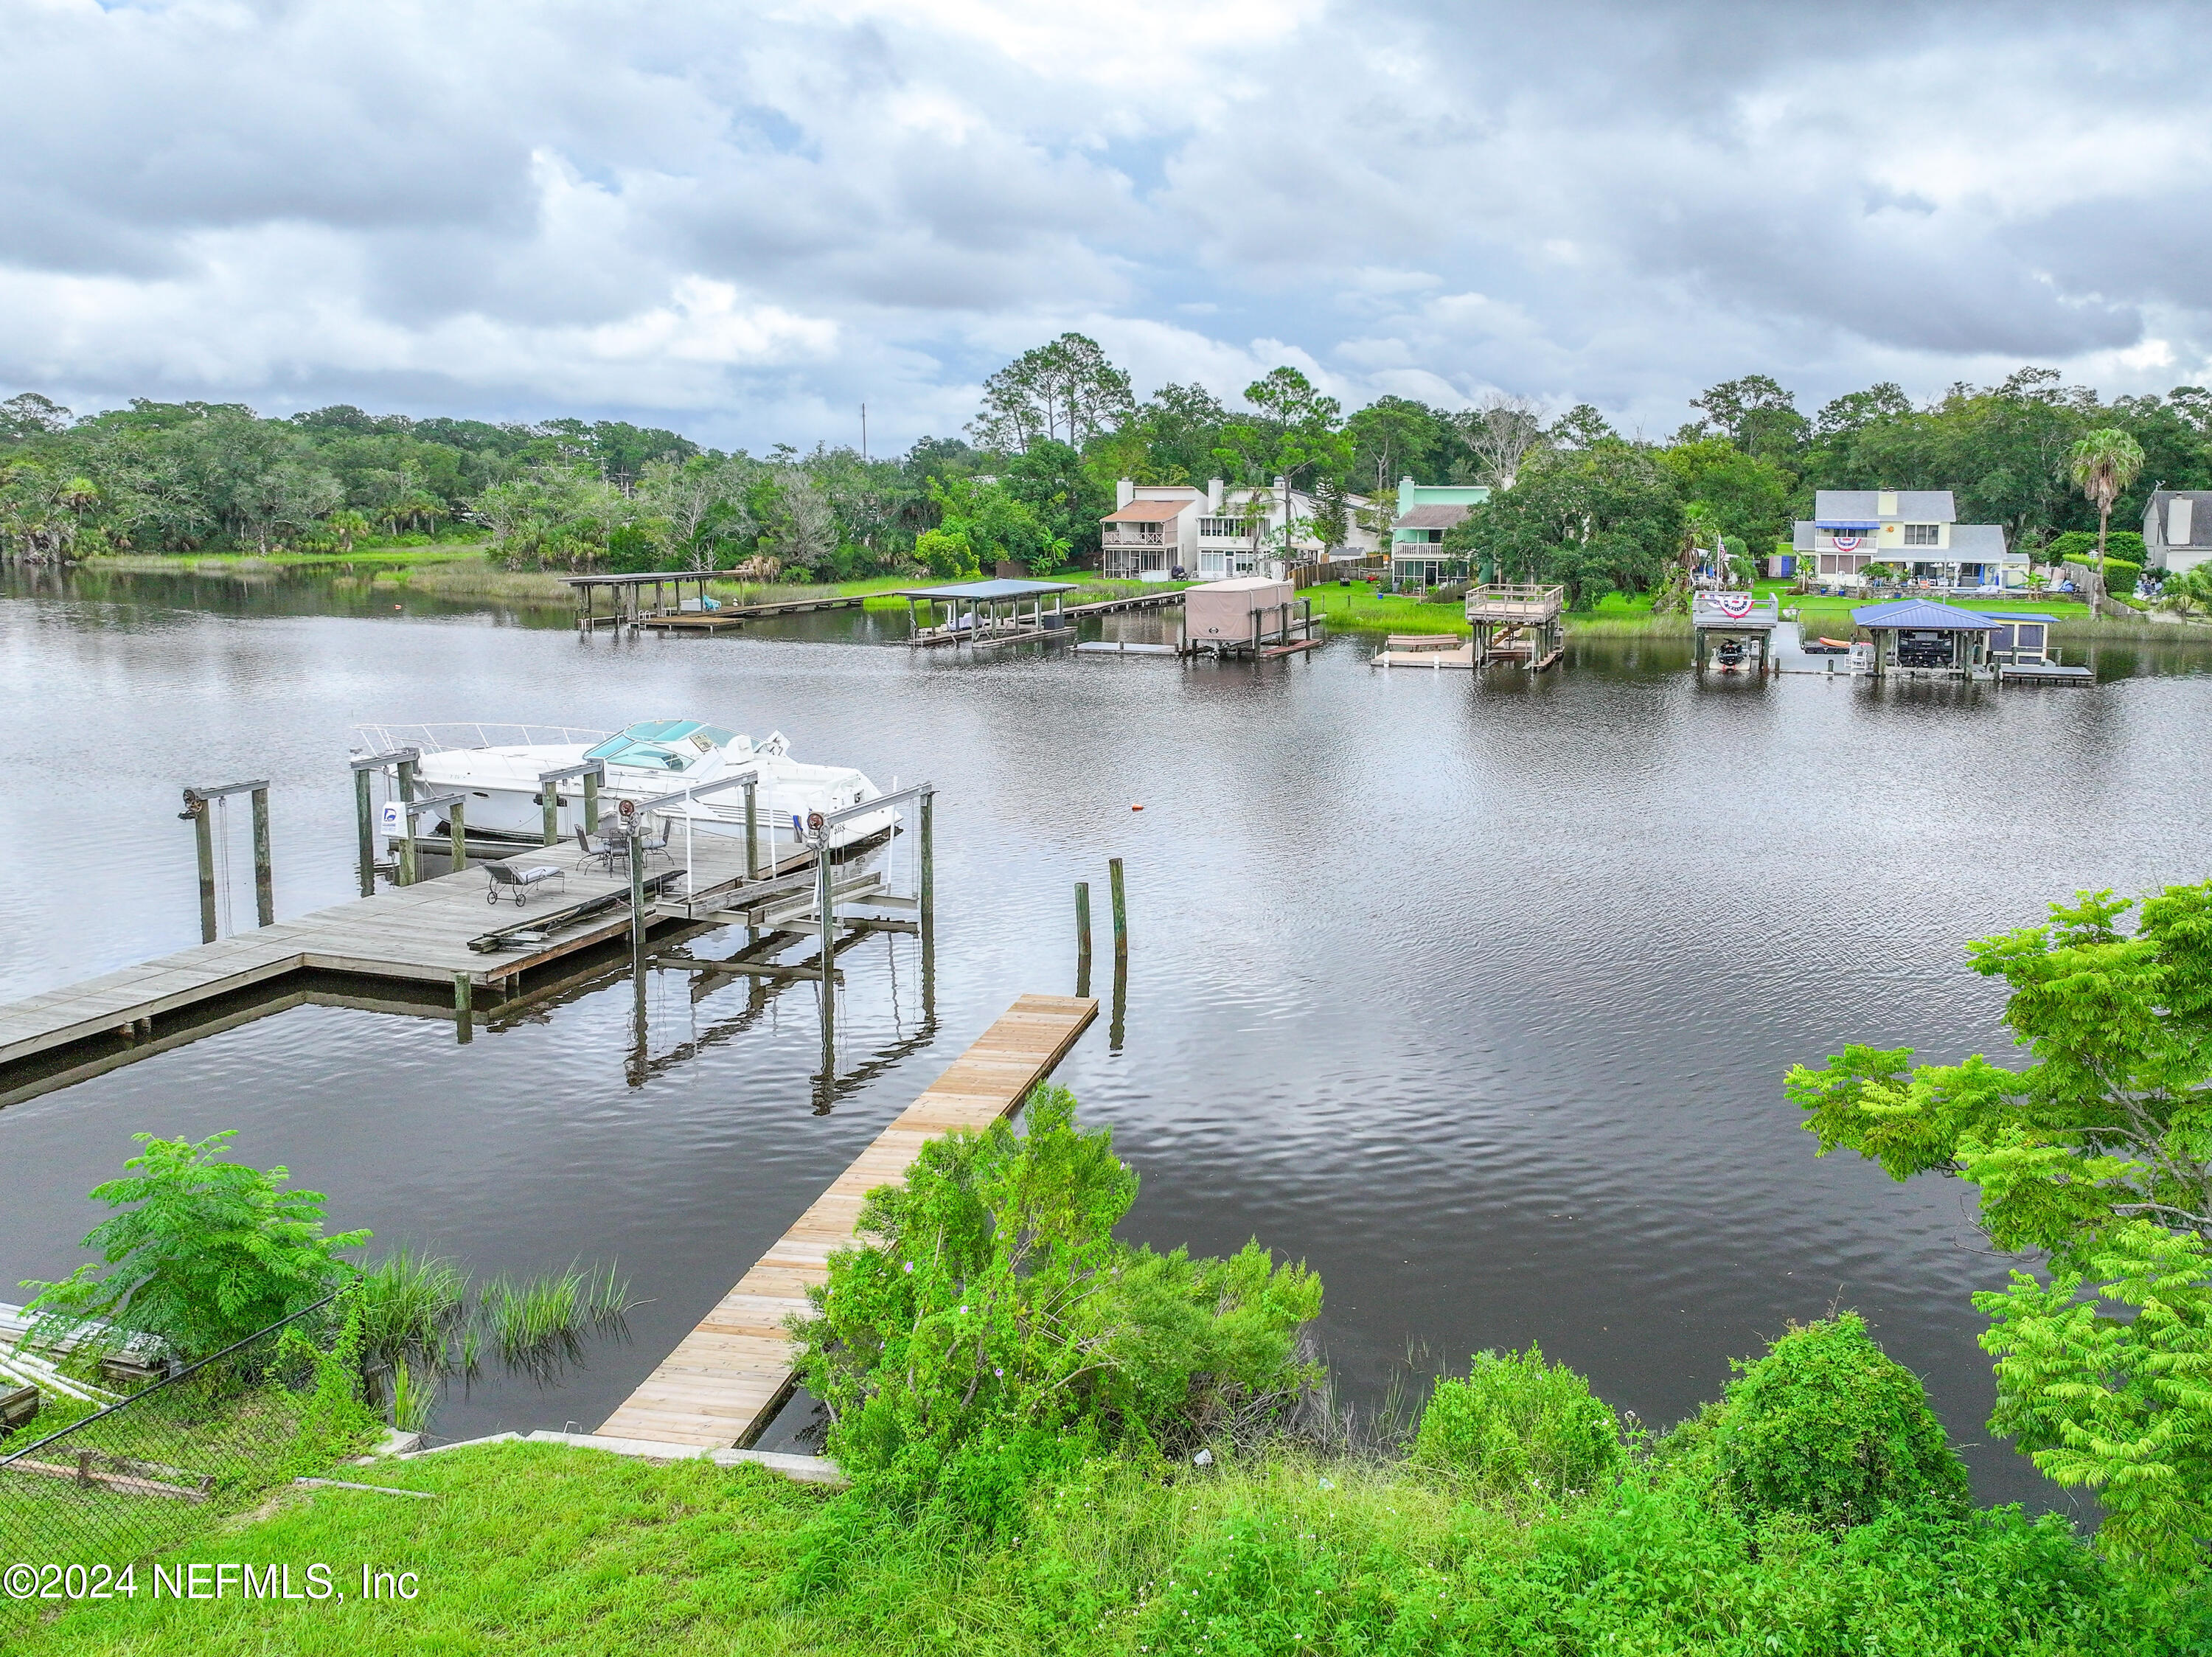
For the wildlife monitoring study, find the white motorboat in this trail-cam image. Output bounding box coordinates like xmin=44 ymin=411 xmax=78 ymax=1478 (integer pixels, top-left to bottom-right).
xmin=349 ymin=719 xmax=898 ymax=852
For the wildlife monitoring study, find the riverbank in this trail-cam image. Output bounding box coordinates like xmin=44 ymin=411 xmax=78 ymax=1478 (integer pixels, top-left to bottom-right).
xmin=11 ymin=1403 xmax=2188 ymax=1655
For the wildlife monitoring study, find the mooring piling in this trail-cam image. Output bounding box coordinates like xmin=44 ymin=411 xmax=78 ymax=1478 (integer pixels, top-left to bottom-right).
xmin=453 ymin=971 xmax=473 ymax=1044
xmin=1075 ymin=881 xmax=1093 ymax=997
xmin=181 ymin=779 xmax=273 ymax=942
xmin=919 ymin=788 xmax=936 ymax=933
xmin=1108 ymin=856 xmax=1128 ymax=965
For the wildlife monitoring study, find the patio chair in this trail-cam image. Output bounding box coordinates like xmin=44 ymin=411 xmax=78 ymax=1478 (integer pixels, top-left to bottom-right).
xmin=574 ymin=825 xmax=620 ymax=875
xmin=485 ymin=861 xmax=566 ymax=906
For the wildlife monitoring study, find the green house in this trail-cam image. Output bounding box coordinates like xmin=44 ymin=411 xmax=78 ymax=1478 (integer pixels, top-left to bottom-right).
xmin=1390 ymin=479 xmax=1490 ymax=586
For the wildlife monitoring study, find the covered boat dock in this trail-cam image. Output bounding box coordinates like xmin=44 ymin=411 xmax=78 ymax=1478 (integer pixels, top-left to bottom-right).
xmin=1852 ymin=597 xmax=1997 ymax=678
xmin=1690 ymin=591 xmax=1781 ymax=675
xmin=900 ymin=578 xmax=1076 ymax=647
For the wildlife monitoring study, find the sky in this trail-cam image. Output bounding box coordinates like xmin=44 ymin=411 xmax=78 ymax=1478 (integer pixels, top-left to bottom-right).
xmin=2 ymin=0 xmax=2205 ymax=452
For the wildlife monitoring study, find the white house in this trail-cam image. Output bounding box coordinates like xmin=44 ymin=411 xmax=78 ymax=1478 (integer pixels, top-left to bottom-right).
xmin=1791 ymin=490 xmax=2021 ymax=589
xmin=2142 ymin=490 xmax=2212 ymax=576
xmin=1100 ymin=478 xmax=1377 ymax=580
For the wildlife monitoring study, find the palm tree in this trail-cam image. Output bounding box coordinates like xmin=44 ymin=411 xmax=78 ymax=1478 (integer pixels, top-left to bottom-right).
xmin=2067 ymin=428 xmax=2146 ymax=566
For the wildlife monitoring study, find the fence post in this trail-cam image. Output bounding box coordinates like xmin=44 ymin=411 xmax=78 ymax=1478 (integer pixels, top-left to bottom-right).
xmin=250 ymin=786 xmax=274 ymax=928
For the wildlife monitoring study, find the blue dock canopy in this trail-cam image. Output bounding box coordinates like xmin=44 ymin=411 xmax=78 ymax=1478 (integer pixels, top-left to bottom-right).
xmin=1850 ymin=598 xmax=1999 ymax=630
xmin=896 ymin=578 xmax=1077 ymax=600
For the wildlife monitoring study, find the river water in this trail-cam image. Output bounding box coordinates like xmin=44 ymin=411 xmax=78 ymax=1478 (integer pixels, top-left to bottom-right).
xmin=4 ymin=568 xmax=2208 ymax=1511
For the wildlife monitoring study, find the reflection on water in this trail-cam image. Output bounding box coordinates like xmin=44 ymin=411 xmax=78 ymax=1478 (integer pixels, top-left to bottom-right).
xmin=2 ymin=568 xmax=2208 ymax=1506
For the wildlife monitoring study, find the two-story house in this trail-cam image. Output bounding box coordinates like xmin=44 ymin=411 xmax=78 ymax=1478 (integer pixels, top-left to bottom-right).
xmin=1790 ymin=490 xmax=2020 ymax=589
xmin=2142 ymin=490 xmax=2212 ymax=576
xmin=1100 ymin=478 xmax=1379 ymax=580
xmin=1389 ymin=479 xmax=1491 ymax=586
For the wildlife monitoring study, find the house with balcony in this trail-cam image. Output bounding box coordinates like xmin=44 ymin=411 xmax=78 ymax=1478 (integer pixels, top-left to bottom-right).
xmin=1102 ymin=477 xmax=1379 ymax=580
xmin=2143 ymin=490 xmax=2212 ymax=576
xmin=1390 ymin=479 xmax=1491 ymax=586
xmin=1790 ymin=490 xmax=2021 ymax=590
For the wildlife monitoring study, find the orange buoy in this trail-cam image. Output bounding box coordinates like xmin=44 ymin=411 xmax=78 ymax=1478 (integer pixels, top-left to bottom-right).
xmin=1132 ymin=804 xmax=1144 ymax=812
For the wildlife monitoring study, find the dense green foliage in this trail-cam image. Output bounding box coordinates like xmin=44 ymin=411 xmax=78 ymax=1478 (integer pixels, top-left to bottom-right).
xmin=19 ymin=1130 xmax=368 ymax=1359
xmin=790 ymin=1086 xmax=1320 ymax=1530
xmin=14 ymin=344 xmax=2212 ymax=600
xmin=1694 ymin=1313 xmax=1970 ymax=1527
xmin=1408 ymin=1345 xmax=1621 ymax=1501
xmin=1790 ymin=880 xmax=2212 ymax=1575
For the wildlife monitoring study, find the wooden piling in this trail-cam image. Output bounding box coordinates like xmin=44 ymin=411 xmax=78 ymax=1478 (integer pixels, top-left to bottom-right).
xmin=453 ymin=971 xmax=473 ymax=1044
xmin=449 ymin=801 xmax=468 ymax=875
xmin=190 ymin=800 xmax=218 ymax=944
xmin=744 ymin=779 xmax=759 ymax=879
xmin=628 ymin=824 xmax=647 ymax=980
xmin=396 ymin=757 xmax=419 ymax=886
xmin=583 ymin=770 xmax=600 ymax=834
xmin=542 ymin=787 xmax=559 ymax=847
xmin=919 ymin=788 xmax=936 ymax=933
xmin=1075 ymin=881 xmax=1092 ymax=985
xmin=1108 ymin=856 xmax=1127 ymax=964
xmin=353 ymin=768 xmax=376 ymax=897
xmin=250 ymin=786 xmax=274 ymax=928
xmin=816 ymin=838 xmax=835 ymax=1005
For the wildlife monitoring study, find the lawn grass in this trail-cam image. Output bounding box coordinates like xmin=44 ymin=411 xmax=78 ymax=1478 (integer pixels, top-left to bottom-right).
xmin=13 ymin=1437 xmax=2183 ymax=1657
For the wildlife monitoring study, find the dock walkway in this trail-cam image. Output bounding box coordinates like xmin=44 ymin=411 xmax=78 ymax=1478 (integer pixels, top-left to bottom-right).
xmin=0 ymin=833 xmax=804 ymax=1077
xmin=599 ymin=993 xmax=1098 ymax=1449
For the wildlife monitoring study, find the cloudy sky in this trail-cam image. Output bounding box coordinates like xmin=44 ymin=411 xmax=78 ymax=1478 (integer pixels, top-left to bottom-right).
xmin=2 ymin=0 xmax=2203 ymax=450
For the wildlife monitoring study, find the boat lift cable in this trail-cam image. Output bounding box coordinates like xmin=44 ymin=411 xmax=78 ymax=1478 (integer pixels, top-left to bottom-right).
xmin=214 ymin=793 xmax=234 ymax=939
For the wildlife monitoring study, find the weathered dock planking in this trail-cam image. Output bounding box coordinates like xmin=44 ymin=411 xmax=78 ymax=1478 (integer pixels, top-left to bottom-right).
xmin=599 ymin=993 xmax=1099 ymax=1450
xmin=0 ymin=833 xmax=818 ymax=1080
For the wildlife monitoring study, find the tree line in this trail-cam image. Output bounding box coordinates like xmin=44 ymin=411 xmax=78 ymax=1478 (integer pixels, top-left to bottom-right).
xmin=7 ymin=347 xmax=2210 ymax=598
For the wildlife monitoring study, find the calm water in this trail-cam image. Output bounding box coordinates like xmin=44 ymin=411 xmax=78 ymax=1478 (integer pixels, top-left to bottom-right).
xmin=4 ymin=568 xmax=2208 ymax=1510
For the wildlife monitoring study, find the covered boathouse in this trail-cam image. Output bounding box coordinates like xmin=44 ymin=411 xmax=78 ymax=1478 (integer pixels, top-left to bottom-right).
xmin=1851 ymin=597 xmax=1997 ymax=678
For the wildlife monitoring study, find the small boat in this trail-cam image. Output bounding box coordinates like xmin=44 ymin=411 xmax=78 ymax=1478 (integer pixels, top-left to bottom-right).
xmin=1800 ymin=636 xmax=1854 ymax=655
xmin=350 ymin=719 xmax=897 ymax=852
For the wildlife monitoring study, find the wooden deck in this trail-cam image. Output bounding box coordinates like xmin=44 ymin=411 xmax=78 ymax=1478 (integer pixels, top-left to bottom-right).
xmin=1374 ymin=641 xmax=1477 ymax=669
xmin=599 ymin=993 xmax=1099 ymax=1449
xmin=640 ymin=595 xmax=869 ymax=631
xmin=0 ymin=833 xmax=806 ymax=1074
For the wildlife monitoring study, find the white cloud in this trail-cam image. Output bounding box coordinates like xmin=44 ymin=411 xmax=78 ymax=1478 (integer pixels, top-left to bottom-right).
xmin=0 ymin=0 xmax=2205 ymax=447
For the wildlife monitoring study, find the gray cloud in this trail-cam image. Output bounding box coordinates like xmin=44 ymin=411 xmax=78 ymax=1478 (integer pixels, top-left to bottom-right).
xmin=0 ymin=0 xmax=2202 ymax=447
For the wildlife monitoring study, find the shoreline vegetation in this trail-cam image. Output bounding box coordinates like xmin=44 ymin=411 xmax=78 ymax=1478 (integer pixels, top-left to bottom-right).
xmin=49 ymin=550 xmax=2212 ymax=645
xmin=13 ymin=1085 xmax=2212 ymax=1654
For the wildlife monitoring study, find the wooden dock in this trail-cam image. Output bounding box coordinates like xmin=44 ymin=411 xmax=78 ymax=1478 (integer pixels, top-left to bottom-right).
xmin=640 ymin=594 xmax=868 ymax=631
xmin=599 ymin=993 xmax=1098 ymax=1449
xmin=0 ymin=833 xmax=849 ymax=1094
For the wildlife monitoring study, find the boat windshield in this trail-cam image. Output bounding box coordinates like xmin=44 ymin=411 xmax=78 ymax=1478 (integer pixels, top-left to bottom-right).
xmin=584 ymin=720 xmax=735 ymax=770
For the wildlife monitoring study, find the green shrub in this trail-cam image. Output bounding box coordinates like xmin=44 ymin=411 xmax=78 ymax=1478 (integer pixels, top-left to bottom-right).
xmin=1408 ymin=1344 xmax=1620 ymax=1501
xmin=21 ymin=1130 xmax=368 ymax=1361
xmin=1711 ymin=1313 xmax=1967 ymax=1527
xmin=790 ymin=1085 xmax=1321 ymax=1531
xmin=2101 ymin=556 xmax=2143 ymax=588
xmin=2047 ymin=529 xmax=2146 ymax=564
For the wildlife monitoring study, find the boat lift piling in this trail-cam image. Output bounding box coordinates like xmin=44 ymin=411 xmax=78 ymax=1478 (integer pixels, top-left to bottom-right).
xmin=533 ymin=758 xmax=608 ymax=847
xmin=350 ymin=747 xmax=419 ymax=896
xmin=178 ymin=780 xmax=274 ymax=942
xmin=1075 ymin=882 xmax=1093 ymax=997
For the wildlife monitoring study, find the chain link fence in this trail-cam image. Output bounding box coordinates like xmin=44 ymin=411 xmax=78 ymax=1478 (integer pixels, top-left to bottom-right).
xmin=0 ymin=1294 xmax=344 ymax=1634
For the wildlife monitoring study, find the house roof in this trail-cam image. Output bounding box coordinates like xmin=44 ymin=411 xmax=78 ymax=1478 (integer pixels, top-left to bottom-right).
xmin=2146 ymin=490 xmax=2212 ymax=548
xmin=1815 ymin=490 xmax=1956 ymax=521
xmin=1101 ymin=499 xmax=1194 ymax=522
xmin=1393 ymin=504 xmax=1472 ymax=530
xmin=1851 ymin=598 xmax=1998 ymax=630
xmin=1950 ymin=524 xmax=2010 ymax=557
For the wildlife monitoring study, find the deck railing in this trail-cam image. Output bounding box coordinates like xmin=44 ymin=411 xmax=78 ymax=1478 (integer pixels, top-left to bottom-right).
xmin=1464 ymin=583 xmax=1565 ymax=622
xmin=349 ymin=723 xmax=611 ymax=758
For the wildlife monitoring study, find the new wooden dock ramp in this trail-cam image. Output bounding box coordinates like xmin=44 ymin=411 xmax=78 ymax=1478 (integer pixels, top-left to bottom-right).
xmin=599 ymin=993 xmax=1099 ymax=1449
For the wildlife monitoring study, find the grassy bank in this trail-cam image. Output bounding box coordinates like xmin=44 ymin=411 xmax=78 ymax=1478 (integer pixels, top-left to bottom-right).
xmin=15 ymin=1435 xmax=2194 ymax=1656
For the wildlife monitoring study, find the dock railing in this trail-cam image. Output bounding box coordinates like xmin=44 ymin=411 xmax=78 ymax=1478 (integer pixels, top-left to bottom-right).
xmin=349 ymin=723 xmax=610 ymax=758
xmin=1464 ymin=583 xmax=1565 ymax=624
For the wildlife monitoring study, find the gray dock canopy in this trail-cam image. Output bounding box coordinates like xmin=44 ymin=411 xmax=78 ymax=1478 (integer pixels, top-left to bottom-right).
xmin=895 ymin=578 xmax=1077 ymax=600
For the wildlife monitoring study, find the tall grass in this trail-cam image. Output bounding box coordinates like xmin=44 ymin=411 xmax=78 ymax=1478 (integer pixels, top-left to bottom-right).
xmin=348 ymin=1251 xmax=633 ymax=1423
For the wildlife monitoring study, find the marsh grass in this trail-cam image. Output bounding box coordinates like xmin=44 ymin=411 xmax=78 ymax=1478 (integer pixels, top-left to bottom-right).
xmin=348 ymin=1251 xmax=633 ymax=1419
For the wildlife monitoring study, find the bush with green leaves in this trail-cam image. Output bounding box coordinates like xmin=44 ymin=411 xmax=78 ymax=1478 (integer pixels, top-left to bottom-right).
xmin=1700 ymin=1312 xmax=1968 ymax=1527
xmin=1408 ymin=1344 xmax=1620 ymax=1502
xmin=20 ymin=1130 xmax=368 ymax=1360
xmin=788 ymin=1085 xmax=1321 ymax=1526
xmin=1790 ymin=880 xmax=2212 ymax=1574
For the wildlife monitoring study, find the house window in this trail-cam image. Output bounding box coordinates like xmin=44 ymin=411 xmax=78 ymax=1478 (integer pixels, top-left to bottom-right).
xmin=1903 ymin=524 xmax=1940 ymax=546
